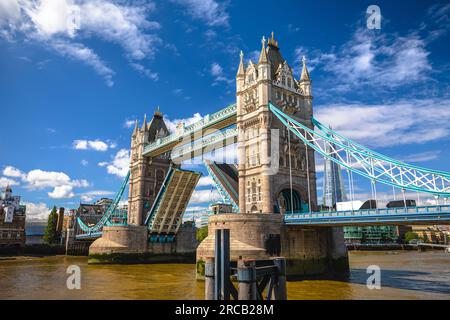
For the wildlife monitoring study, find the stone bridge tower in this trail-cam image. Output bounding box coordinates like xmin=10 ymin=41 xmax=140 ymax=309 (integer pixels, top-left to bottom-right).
xmin=197 ymin=34 xmax=348 ymax=279
xmin=236 ymin=33 xmax=317 ymax=215
xmin=128 ymin=110 xmax=171 ymax=226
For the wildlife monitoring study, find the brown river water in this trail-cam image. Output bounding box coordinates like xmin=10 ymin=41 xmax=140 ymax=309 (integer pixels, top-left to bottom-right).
xmin=0 ymin=251 xmax=449 ymax=300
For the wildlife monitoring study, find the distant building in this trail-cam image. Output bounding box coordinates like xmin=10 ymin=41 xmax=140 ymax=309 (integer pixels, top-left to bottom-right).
xmin=0 ymin=186 xmax=26 ymax=247
xmin=411 ymin=225 xmax=447 ymax=244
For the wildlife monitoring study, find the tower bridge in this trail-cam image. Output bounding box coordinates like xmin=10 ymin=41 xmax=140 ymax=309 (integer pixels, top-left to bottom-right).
xmin=76 ymin=34 xmax=450 ymax=277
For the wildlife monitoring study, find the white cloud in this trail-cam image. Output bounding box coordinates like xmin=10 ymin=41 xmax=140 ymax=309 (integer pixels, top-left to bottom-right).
xmin=189 ymin=189 xmax=221 ymax=203
xmin=2 ymin=165 xmax=89 ymax=199
xmin=295 ymin=27 xmax=432 ymax=93
xmin=99 ymin=148 xmax=130 ymax=178
xmin=210 ymin=62 xmax=233 ymax=85
xmin=210 ymin=62 xmax=222 ymax=76
xmin=171 ymin=0 xmax=229 ymax=27
xmin=1 ymin=0 xmax=161 ymax=85
xmin=124 ymin=119 xmax=136 ymax=129
xmin=80 ymin=190 xmax=115 ymax=202
xmin=24 ymin=202 xmax=51 ymax=222
xmin=400 ymin=151 xmax=441 ymax=163
xmin=0 ymin=177 xmax=19 ymax=188
xmin=315 ymin=98 xmax=450 ymax=147
xmin=51 ymin=40 xmax=115 ymax=86
xmin=81 ymin=159 xmax=88 ymax=166
xmin=164 ymin=113 xmax=203 ymax=133
xmin=130 ymin=62 xmax=159 ymax=81
xmin=48 ymin=185 xmax=75 ymax=199
xmin=196 ymin=176 xmax=213 ymax=187
xmin=0 ymin=0 xmax=21 ymax=25
xmin=3 ymin=166 xmax=26 ymax=179
xmin=73 ymin=139 xmax=115 ymax=151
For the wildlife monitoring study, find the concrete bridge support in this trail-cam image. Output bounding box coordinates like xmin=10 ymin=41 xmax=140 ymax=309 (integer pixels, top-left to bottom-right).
xmin=196 ymin=213 xmax=349 ymax=279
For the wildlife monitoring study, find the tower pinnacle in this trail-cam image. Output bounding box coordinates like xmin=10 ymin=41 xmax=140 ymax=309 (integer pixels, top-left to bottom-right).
xmin=258 ymin=35 xmax=268 ymax=64
xmin=237 ymin=50 xmax=245 ymax=76
xmin=300 ymin=55 xmax=310 ymax=81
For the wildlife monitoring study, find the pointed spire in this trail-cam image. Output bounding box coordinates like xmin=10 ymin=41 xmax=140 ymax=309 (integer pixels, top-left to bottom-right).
xmin=237 ymin=50 xmax=245 ymax=77
xmin=300 ymin=55 xmax=310 ymax=81
xmin=132 ymin=119 xmax=138 ymax=136
xmin=258 ymin=36 xmax=268 ymax=64
xmin=154 ymin=106 xmax=162 ymax=117
xmin=267 ymin=31 xmax=279 ymax=48
xmin=141 ymin=114 xmax=147 ymax=131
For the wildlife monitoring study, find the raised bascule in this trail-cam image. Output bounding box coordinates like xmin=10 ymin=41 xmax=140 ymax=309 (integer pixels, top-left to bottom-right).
xmin=76 ymin=34 xmax=450 ymax=277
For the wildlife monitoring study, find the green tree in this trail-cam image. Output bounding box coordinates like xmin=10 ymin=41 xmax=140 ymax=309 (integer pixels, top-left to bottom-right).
xmin=43 ymin=206 xmax=59 ymax=244
xmin=404 ymin=231 xmax=419 ymax=243
xmin=196 ymin=226 xmax=208 ymax=242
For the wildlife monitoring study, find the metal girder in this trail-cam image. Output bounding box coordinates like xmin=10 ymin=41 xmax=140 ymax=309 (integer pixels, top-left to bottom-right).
xmin=145 ymin=168 xmax=201 ymax=237
xmin=204 ymin=160 xmax=239 ymax=212
xmin=76 ymin=170 xmax=130 ymax=234
xmin=284 ymin=204 xmax=450 ymax=226
xmin=269 ymin=102 xmax=450 ymax=197
xmin=143 ymin=104 xmax=237 ymax=157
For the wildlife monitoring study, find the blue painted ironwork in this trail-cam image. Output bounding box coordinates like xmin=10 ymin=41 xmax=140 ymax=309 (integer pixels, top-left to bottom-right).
xmin=76 ymin=170 xmax=130 ymax=235
xmin=204 ymin=160 xmax=239 ymax=212
xmin=144 ymin=165 xmax=175 ymax=227
xmin=170 ymin=127 xmax=237 ymax=161
xmin=269 ymin=102 xmax=450 ymax=197
xmin=143 ymin=104 xmax=237 ymax=156
xmin=284 ymin=204 xmax=450 ymax=226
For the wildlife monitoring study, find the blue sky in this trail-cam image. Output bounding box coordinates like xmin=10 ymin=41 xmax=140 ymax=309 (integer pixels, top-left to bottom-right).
xmin=0 ymin=0 xmax=449 ymax=222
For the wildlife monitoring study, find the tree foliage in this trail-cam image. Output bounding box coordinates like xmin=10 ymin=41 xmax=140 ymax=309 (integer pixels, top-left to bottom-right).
xmin=43 ymin=206 xmax=59 ymax=244
xmin=404 ymin=231 xmax=419 ymax=243
xmin=196 ymin=226 xmax=208 ymax=242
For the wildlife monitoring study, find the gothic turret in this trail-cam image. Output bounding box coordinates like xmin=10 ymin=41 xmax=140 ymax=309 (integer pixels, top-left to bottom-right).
xmin=258 ymin=36 xmax=268 ymax=65
xmin=299 ymin=56 xmax=312 ymax=96
xmin=236 ymin=50 xmax=245 ymax=92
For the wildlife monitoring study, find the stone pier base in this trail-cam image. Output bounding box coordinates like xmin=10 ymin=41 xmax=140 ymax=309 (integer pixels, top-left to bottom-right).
xmin=281 ymin=225 xmax=349 ymax=278
xmin=196 ymin=213 xmax=349 ymax=279
xmin=88 ymin=224 xmax=198 ymax=264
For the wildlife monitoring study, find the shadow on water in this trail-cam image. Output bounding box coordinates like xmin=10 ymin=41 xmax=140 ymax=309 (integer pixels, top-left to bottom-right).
xmin=349 ymin=268 xmax=450 ymax=295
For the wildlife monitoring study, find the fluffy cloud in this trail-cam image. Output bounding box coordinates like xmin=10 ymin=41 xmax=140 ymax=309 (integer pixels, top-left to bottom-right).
xmin=189 ymin=189 xmax=221 ymax=203
xmin=164 ymin=113 xmax=203 ymax=134
xmin=0 ymin=177 xmax=19 ymax=188
xmin=210 ymin=62 xmax=233 ymax=86
xmin=1 ymin=0 xmax=161 ymax=85
xmin=171 ymin=0 xmax=229 ymax=27
xmin=24 ymin=202 xmax=51 ymax=222
xmin=315 ymin=98 xmax=450 ymax=148
xmin=48 ymin=185 xmax=74 ymax=199
xmin=73 ymin=139 xmax=116 ymax=151
xmin=2 ymin=165 xmax=89 ymax=199
xmin=295 ymin=28 xmax=432 ymax=93
xmin=196 ymin=176 xmax=213 ymax=187
xmin=3 ymin=166 xmax=26 ymax=179
xmin=98 ymin=148 xmax=130 ymax=178
xmin=80 ymin=190 xmax=115 ymax=202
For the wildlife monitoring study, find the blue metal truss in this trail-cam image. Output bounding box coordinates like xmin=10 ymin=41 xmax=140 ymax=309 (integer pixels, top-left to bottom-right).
xmin=269 ymin=102 xmax=450 ymax=197
xmin=76 ymin=170 xmax=130 ymax=236
xmin=144 ymin=166 xmax=175 ymax=228
xmin=204 ymin=160 xmax=239 ymax=212
xmin=284 ymin=204 xmax=450 ymax=226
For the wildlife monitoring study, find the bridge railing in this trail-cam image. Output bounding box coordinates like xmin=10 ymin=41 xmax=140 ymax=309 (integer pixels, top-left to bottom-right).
xmin=144 ymin=104 xmax=237 ymax=155
xmin=284 ymin=204 xmax=450 ymax=219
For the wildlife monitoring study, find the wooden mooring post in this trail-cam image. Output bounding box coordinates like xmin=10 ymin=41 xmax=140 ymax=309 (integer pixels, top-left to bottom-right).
xmin=204 ymin=228 xmax=287 ymax=300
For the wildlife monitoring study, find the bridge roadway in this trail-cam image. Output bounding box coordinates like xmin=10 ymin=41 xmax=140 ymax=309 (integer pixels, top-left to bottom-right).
xmin=283 ymin=204 xmax=450 ymax=227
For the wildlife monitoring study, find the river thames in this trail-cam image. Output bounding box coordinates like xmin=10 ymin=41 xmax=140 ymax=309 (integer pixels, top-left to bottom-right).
xmin=0 ymin=251 xmax=449 ymax=300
